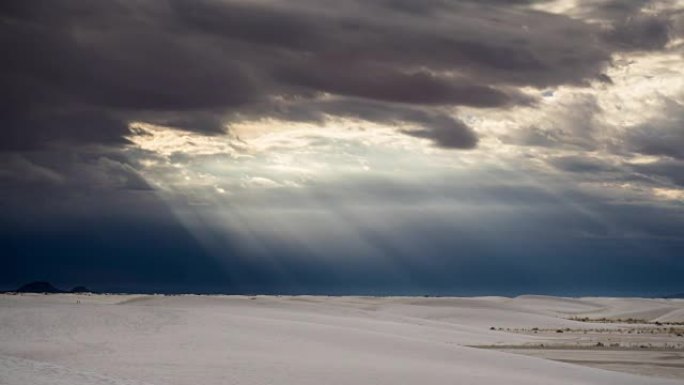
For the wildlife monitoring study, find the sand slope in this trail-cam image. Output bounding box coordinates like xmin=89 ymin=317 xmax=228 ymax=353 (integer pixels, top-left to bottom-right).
xmin=0 ymin=294 xmax=682 ymax=385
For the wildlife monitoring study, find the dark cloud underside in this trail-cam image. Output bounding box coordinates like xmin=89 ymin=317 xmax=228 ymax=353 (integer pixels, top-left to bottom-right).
xmin=1 ymin=0 xmax=616 ymax=149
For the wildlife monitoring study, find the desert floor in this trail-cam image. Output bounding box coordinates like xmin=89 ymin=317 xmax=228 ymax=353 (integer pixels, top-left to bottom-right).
xmin=1 ymin=294 xmax=683 ymax=384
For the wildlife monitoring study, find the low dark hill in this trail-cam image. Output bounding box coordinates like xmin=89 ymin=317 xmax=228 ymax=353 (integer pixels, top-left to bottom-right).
xmin=664 ymin=293 xmax=684 ymax=299
xmin=15 ymin=281 xmax=64 ymax=293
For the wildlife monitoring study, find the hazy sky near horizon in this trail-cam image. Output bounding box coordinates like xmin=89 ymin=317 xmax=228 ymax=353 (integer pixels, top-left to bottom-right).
xmin=2 ymin=0 xmax=684 ymax=295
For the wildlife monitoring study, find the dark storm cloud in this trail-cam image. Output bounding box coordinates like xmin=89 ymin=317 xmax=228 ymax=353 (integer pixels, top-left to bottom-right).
xmin=603 ymin=14 xmax=672 ymax=50
xmin=625 ymin=99 xmax=684 ymax=160
xmin=401 ymin=118 xmax=478 ymax=149
xmin=628 ymin=128 xmax=684 ymax=160
xmin=547 ymin=155 xmax=684 ymax=192
xmin=549 ymin=155 xmax=618 ymax=173
xmin=506 ymin=93 xmax=603 ymax=150
xmin=631 ymin=159 xmax=684 ymax=187
xmin=572 ymin=0 xmax=677 ymax=51
xmin=1 ymin=1 xmax=257 ymax=111
xmin=170 ymin=0 xmax=608 ymax=87
xmin=235 ymin=97 xmax=480 ymax=148
xmin=275 ymin=63 xmax=530 ymax=107
xmin=1 ymin=0 xmax=616 ymax=151
xmin=1 ymin=109 xmax=131 ymax=151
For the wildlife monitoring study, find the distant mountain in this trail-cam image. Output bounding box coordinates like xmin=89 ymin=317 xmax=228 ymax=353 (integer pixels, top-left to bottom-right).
xmin=15 ymin=281 xmax=64 ymax=293
xmin=664 ymin=293 xmax=684 ymax=299
xmin=70 ymin=286 xmax=91 ymax=293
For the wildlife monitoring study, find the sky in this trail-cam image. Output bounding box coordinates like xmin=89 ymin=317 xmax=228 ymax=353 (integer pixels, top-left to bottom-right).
xmin=2 ymin=0 xmax=684 ymax=296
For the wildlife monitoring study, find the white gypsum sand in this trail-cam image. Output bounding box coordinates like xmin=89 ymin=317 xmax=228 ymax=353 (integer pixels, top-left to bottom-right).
xmin=0 ymin=294 xmax=683 ymax=385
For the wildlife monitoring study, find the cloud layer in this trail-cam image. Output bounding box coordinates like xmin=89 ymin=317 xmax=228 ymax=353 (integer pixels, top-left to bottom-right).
xmin=1 ymin=0 xmax=624 ymax=149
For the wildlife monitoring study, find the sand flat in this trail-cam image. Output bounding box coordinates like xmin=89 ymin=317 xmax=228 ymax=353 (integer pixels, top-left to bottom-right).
xmin=495 ymin=348 xmax=684 ymax=380
xmin=0 ymin=294 xmax=683 ymax=385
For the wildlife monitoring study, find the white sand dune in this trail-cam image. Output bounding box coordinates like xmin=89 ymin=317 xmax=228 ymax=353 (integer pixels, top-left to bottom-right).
xmin=571 ymin=297 xmax=684 ymax=323
xmin=1 ymin=294 xmax=682 ymax=385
